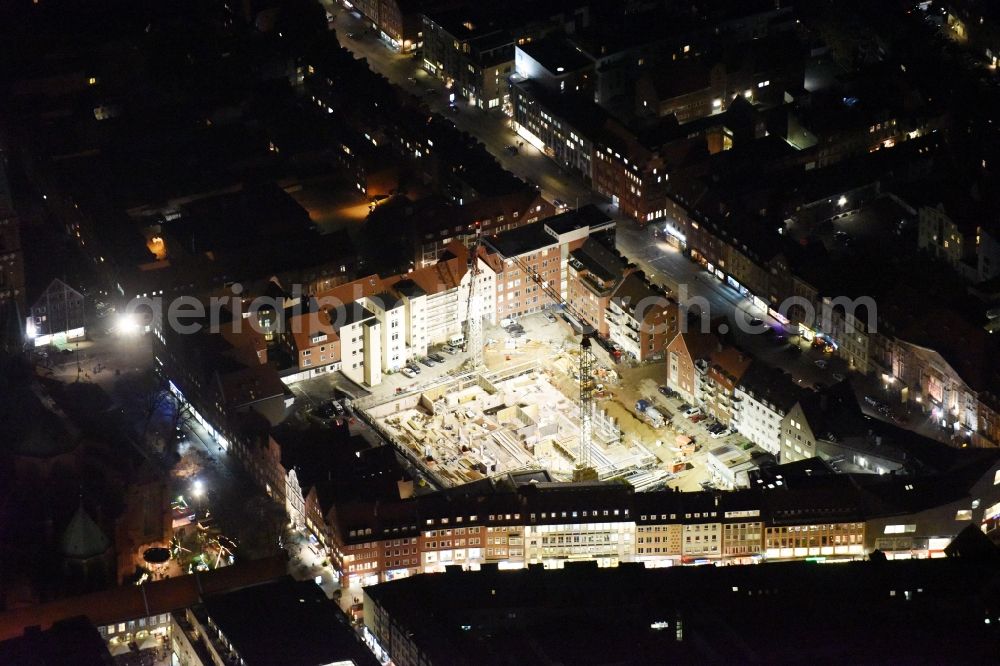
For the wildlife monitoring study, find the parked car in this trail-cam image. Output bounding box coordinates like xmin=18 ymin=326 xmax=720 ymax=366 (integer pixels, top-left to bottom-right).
xmin=684 ymin=406 xmax=701 ymax=416
xmin=428 ymin=352 xmax=446 ymax=363
xmin=406 ymin=362 xmax=421 ymax=374
xmin=443 ymin=345 xmax=459 ymax=355
xmin=657 ymin=385 xmax=673 ymax=397
xmin=401 ymin=367 xmax=417 ymax=379
xmin=710 ymin=429 xmax=727 ymax=439
xmin=636 ymin=399 xmax=651 ymax=413
xmin=814 ymin=359 xmax=828 ymax=369
xmin=419 ymin=357 xmax=435 ymax=367
xmin=832 ymin=372 xmax=845 ymax=382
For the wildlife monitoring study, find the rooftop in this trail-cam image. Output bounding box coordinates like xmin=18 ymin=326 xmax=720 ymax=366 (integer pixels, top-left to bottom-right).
xmin=202 ymin=577 xmax=379 ymax=666
xmin=364 ymin=556 xmax=1000 ymax=664
xmin=484 ymin=221 xmax=558 ymax=259
xmin=518 ymin=36 xmax=592 ymax=76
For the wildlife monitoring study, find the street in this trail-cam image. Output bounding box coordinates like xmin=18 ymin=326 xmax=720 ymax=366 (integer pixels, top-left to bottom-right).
xmin=329 ymin=8 xmax=596 ymax=209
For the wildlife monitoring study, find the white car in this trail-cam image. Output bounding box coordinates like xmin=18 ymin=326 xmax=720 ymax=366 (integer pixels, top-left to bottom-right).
xmin=401 ymin=367 xmax=417 ymax=379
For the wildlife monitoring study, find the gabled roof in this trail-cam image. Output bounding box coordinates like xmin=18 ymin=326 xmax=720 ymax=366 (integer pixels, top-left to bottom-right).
xmin=610 ymin=271 xmax=670 ymax=321
xmin=60 ymin=504 xmax=110 ymax=560
xmin=668 ymin=329 xmax=719 ymax=362
xmin=288 ymin=310 xmax=340 ymax=355
xmin=736 ymin=361 xmax=803 ymax=412
xmin=707 ymin=347 xmax=752 ymax=386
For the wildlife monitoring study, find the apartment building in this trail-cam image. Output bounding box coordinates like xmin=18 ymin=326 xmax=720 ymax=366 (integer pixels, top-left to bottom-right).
xmin=281 ymin=241 xmax=497 ymax=386
xmin=319 ymin=464 xmax=1000 ymax=587
xmin=566 ymin=236 xmax=628 ymax=337
xmin=283 ymin=310 xmax=342 ymax=381
xmin=732 ymin=361 xmax=804 ymax=455
xmin=27 ymin=278 xmax=86 ymax=347
xmin=421 ymin=9 xmax=515 ymax=111
xmin=634 ymin=35 xmax=805 ymax=123
xmin=484 ymin=205 xmax=614 ymax=320
xmin=665 ymin=330 xmax=720 ymax=404
xmin=700 ymin=346 xmax=752 ymax=426
xmin=605 ymin=271 xmax=678 ymax=362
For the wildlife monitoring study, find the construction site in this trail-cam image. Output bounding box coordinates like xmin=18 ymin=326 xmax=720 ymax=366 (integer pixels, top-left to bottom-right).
xmin=358 ymin=230 xmax=685 ymax=492
xmin=362 ymin=352 xmax=673 ymax=490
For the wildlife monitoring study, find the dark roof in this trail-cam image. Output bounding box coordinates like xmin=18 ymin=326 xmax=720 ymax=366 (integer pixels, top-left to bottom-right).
xmin=393 ymin=278 xmax=426 ymax=298
xmin=796 ymin=381 xmax=867 ymax=442
xmin=60 ymin=504 xmax=110 ymax=560
xmin=363 ymin=557 xmax=1000 ymax=664
xmin=736 ymin=361 xmax=803 ymax=412
xmin=610 ymin=271 xmax=667 ymax=317
xmin=369 ymin=291 xmax=403 ymax=311
xmin=543 ymin=203 xmax=612 ymax=235
xmin=518 ymin=36 xmax=592 ymax=75
xmin=570 ymin=236 xmax=626 ymax=283
xmin=202 ymin=578 xmax=379 ymax=666
xmin=0 ymin=617 xmax=112 ymax=666
xmin=329 ymin=302 xmax=375 ymax=330
xmin=642 ymin=58 xmax=711 ymax=100
xmin=273 ymin=421 xmax=407 ymax=508
xmin=0 ymin=556 xmax=289 ymax=642
xmin=513 ymin=80 xmax=612 ymax=140
xmin=484 ymin=221 xmax=558 ymax=259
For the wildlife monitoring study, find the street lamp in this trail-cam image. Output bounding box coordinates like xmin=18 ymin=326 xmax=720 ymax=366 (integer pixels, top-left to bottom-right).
xmin=191 ymin=479 xmax=205 ymax=515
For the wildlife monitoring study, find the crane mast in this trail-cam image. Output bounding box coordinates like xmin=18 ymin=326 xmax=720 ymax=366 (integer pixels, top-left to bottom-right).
xmin=465 ymin=228 xmax=484 ymax=371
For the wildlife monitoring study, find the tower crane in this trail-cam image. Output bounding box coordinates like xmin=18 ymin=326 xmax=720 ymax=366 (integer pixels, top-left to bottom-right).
xmin=501 ymin=253 xmax=599 ymax=481
xmin=464 ymin=225 xmax=485 ymax=371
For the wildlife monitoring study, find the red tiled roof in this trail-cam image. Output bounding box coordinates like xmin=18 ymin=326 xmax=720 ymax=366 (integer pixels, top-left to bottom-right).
xmin=0 ymin=556 xmax=288 ymax=642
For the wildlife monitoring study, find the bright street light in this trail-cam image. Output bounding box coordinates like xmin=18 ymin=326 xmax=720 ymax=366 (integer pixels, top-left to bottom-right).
xmin=115 ymin=312 xmax=142 ymax=336
xmin=192 ymin=479 xmax=204 ymax=498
